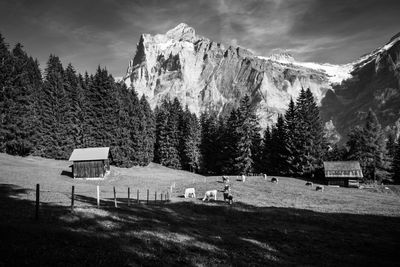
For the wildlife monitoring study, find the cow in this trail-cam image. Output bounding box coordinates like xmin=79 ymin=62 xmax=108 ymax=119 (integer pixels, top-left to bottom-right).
xmin=242 ymin=175 xmax=246 ymax=182
xmin=263 ymin=174 xmax=268 ymax=180
xmin=305 ymin=181 xmax=313 ymax=186
xmin=184 ymin=188 xmax=196 ymax=198
xmin=316 ymin=185 xmax=324 ymax=192
xmin=202 ymin=190 xmax=217 ymax=201
xmin=271 ymin=177 xmax=278 ymax=183
xmin=223 ymin=185 xmax=233 ymax=204
xmin=222 ymin=176 xmax=229 ymax=183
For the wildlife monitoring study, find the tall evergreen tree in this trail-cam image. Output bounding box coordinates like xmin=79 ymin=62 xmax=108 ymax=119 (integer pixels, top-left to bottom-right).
xmin=261 ymin=126 xmax=272 ymax=173
xmin=269 ymin=115 xmax=290 ymax=175
xmin=181 ymin=108 xmax=201 ymax=172
xmin=154 ymin=99 xmax=181 ymax=169
xmin=234 ymin=95 xmax=260 ymax=174
xmin=392 ymin=140 xmax=400 ymax=184
xmin=199 ymin=110 xmax=219 ymax=174
xmin=347 ymin=109 xmax=384 ymax=180
xmin=284 ymin=98 xmax=299 ymax=175
xmin=1 ymin=43 xmax=41 ymax=155
xmin=138 ymin=94 xmax=155 ymax=165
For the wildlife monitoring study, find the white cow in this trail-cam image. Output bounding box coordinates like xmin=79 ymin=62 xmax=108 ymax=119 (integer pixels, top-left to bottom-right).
xmin=184 ymin=188 xmax=196 ymax=198
xmin=316 ymin=185 xmax=324 ymax=192
xmin=242 ymin=175 xmax=246 ymax=182
xmin=202 ymin=190 xmax=217 ymax=201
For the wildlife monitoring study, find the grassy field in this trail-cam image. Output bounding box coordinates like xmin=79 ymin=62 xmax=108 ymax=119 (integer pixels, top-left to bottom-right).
xmin=1 ymin=153 xmax=400 ymax=266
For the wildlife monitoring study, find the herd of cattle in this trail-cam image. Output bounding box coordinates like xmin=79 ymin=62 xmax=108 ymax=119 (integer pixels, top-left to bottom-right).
xmin=183 ymin=175 xmax=324 ymax=204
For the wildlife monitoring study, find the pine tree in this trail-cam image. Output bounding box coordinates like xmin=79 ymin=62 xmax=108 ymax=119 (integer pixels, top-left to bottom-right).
xmin=181 ymin=109 xmax=201 ymax=172
xmin=269 ymin=115 xmax=290 ymax=175
xmin=138 ymin=94 xmax=155 ymax=165
xmin=363 ymin=109 xmax=385 ymax=180
xmin=199 ymin=110 xmax=219 ymax=174
xmin=392 ymin=140 xmax=400 ymax=184
xmin=261 ymin=126 xmax=272 ymax=173
xmin=284 ymin=98 xmax=299 ymax=175
xmin=234 ymin=95 xmax=260 ymax=174
xmin=154 ymin=100 xmax=181 ymax=169
xmin=347 ymin=109 xmax=384 ymax=180
xmin=1 ymin=43 xmax=41 ymax=155
xmin=294 ymin=88 xmax=326 ymax=176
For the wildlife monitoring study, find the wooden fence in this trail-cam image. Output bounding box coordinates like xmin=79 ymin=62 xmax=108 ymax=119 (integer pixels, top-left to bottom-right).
xmin=34 ymin=184 xmax=172 ymax=220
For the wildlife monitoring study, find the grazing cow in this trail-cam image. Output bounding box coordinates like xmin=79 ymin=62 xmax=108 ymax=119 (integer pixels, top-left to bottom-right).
xmin=223 ymin=186 xmax=233 ymax=205
xmin=242 ymin=175 xmax=246 ymax=182
xmin=271 ymin=177 xmax=278 ymax=183
xmin=305 ymin=181 xmax=313 ymax=186
xmin=202 ymin=190 xmax=217 ymax=201
xmin=222 ymin=176 xmax=229 ymax=183
xmin=316 ymin=185 xmax=324 ymax=192
xmin=184 ymin=188 xmax=196 ymax=198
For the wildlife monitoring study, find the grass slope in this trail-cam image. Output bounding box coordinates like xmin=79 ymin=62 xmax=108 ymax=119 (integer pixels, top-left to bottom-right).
xmin=1 ymin=153 xmax=400 ymax=266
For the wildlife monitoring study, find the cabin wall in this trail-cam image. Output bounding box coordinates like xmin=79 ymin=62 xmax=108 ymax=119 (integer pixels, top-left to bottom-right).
xmin=73 ymin=160 xmax=106 ymax=178
xmin=326 ymin=178 xmax=349 ymax=187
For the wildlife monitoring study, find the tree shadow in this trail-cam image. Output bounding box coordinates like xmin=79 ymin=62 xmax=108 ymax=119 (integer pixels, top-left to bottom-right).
xmin=1 ymin=183 xmax=399 ymax=266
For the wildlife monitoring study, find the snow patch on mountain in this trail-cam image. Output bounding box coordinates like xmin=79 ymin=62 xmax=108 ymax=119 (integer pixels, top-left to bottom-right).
xmin=261 ymin=53 xmax=353 ymax=85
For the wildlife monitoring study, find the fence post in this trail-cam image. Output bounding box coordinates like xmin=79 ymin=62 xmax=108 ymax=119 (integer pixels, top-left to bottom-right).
xmin=128 ymin=187 xmax=130 ymax=207
xmin=35 ymin=184 xmax=40 ymax=220
xmin=71 ymin=186 xmax=75 ymax=212
xmin=137 ymin=189 xmax=139 ymax=204
xmin=147 ymin=189 xmax=149 ymax=205
xmin=113 ymin=186 xmax=117 ymax=208
xmin=97 ymin=185 xmax=100 ymax=208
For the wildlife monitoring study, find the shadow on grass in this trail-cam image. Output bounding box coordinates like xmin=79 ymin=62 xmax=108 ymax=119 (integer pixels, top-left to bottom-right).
xmin=0 ymin=183 xmax=400 ymax=266
xmin=60 ymin=170 xmax=73 ymax=178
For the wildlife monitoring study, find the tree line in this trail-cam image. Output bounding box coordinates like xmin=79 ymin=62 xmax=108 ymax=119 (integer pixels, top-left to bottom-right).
xmin=1 ymin=33 xmax=400 ymax=183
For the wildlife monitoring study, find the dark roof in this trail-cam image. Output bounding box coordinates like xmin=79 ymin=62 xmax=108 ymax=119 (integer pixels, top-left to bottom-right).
xmin=323 ymin=161 xmax=363 ymax=178
xmin=69 ymin=147 xmax=110 ymax=161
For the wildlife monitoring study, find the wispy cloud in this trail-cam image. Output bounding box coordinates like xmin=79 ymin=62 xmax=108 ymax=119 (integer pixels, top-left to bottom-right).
xmin=1 ymin=0 xmax=399 ymax=75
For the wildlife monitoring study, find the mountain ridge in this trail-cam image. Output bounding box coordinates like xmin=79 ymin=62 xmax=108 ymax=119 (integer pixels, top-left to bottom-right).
xmin=121 ymin=23 xmax=400 ymax=140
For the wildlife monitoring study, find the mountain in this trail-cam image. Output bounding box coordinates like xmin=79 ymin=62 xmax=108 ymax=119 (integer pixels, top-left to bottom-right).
xmin=121 ymin=23 xmax=400 ymax=139
xmin=321 ymin=33 xmax=400 ymax=142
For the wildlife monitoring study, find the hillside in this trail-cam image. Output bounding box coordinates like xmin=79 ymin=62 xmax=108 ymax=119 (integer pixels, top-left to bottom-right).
xmin=1 ymin=154 xmax=400 ymax=266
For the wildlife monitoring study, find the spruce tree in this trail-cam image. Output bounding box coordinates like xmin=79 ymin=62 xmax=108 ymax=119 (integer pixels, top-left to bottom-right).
xmin=154 ymin=100 xmax=181 ymax=169
xmin=261 ymin=126 xmax=272 ymax=173
xmin=1 ymin=43 xmax=41 ymax=155
xmin=284 ymin=98 xmax=299 ymax=175
xmin=234 ymin=95 xmax=260 ymax=174
xmin=138 ymin=94 xmax=155 ymax=166
xmin=199 ymin=110 xmax=219 ymax=174
xmin=269 ymin=115 xmax=290 ymax=175
xmin=347 ymin=109 xmax=384 ymax=180
xmin=392 ymin=140 xmax=400 ymax=184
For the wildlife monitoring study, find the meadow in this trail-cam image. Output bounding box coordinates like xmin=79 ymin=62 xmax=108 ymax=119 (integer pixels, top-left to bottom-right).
xmin=1 ymin=153 xmax=399 ymax=266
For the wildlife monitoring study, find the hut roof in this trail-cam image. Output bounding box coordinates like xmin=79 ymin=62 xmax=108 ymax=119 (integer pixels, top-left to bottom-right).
xmin=69 ymin=147 xmax=110 ymax=161
xmin=323 ymin=161 xmax=363 ymax=178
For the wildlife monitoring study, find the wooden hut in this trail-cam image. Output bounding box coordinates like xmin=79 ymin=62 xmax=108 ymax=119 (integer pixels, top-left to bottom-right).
xmin=323 ymin=161 xmax=363 ymax=187
xmin=69 ymin=147 xmax=110 ymax=178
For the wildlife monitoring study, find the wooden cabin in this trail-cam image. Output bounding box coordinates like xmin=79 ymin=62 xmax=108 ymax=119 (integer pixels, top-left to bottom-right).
xmin=323 ymin=161 xmax=363 ymax=187
xmin=69 ymin=147 xmax=110 ymax=178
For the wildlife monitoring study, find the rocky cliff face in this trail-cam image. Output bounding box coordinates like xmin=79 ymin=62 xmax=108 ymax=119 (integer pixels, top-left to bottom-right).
xmin=122 ymin=23 xmax=342 ymax=128
xmin=122 ymin=23 xmax=400 ymax=139
xmin=320 ymin=33 xmax=400 ymax=142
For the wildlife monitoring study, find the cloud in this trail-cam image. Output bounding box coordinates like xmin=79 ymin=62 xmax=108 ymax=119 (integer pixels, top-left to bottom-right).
xmin=1 ymin=0 xmax=399 ymax=75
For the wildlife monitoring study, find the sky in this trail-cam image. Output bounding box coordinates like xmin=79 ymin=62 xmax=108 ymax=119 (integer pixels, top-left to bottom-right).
xmin=1 ymin=0 xmax=399 ymax=77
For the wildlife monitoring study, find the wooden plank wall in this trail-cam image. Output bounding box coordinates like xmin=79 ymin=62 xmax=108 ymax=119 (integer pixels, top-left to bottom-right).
xmin=73 ymin=160 xmax=105 ymax=178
